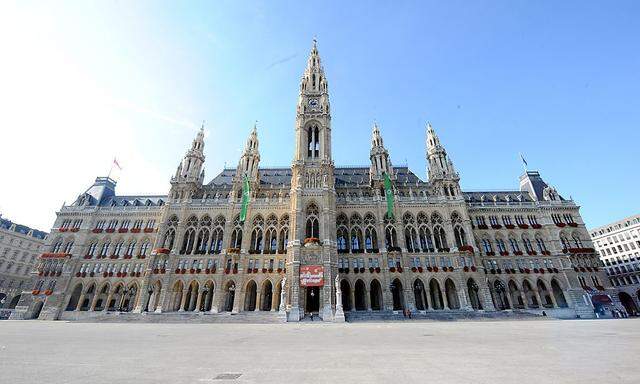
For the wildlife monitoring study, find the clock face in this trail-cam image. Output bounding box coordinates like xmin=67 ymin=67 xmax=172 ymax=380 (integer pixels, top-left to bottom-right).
xmin=308 ymin=98 xmax=318 ymax=107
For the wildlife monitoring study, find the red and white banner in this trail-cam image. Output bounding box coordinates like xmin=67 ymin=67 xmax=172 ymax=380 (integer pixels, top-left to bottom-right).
xmin=300 ymin=265 xmax=324 ymax=287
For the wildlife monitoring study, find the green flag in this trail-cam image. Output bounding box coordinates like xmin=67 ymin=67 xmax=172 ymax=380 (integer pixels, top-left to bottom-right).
xmin=383 ymin=172 xmax=394 ymax=219
xmin=239 ymin=175 xmax=250 ymax=223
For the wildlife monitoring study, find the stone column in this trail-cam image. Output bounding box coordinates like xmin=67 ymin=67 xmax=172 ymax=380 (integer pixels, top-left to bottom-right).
xmin=90 ymin=294 xmax=100 ymax=311
xmin=520 ymin=292 xmax=528 ymax=309
xmin=103 ymin=293 xmax=113 ymax=311
xmin=179 ymin=291 xmax=188 ymax=312
xmin=442 ymin=289 xmax=450 ymax=310
xmin=425 ymin=287 xmax=433 ymax=311
xmin=75 ymin=293 xmax=85 ymax=311
xmin=350 ymin=288 xmax=356 ymax=312
xmin=365 ymin=288 xmax=371 ymax=311
xmin=195 ymin=290 xmax=203 ymax=312
xmin=210 ymin=290 xmax=219 ymax=313
xmin=533 ymin=289 xmax=544 ymax=309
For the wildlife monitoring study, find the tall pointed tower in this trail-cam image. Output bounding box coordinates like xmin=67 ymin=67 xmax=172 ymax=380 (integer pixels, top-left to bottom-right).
xmin=170 ymin=124 xmax=206 ymax=200
xmin=369 ymin=122 xmax=394 ymax=185
xmin=231 ymin=123 xmax=261 ymax=202
xmin=426 ymin=122 xmax=460 ymax=198
xmin=287 ymin=39 xmax=336 ymax=322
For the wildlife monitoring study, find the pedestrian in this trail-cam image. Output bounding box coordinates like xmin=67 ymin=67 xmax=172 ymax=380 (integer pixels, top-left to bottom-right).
xmin=408 ymin=309 xmax=412 ymax=319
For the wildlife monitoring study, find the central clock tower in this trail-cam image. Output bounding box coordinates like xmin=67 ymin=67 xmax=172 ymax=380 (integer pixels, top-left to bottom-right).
xmin=286 ymin=39 xmax=338 ymax=321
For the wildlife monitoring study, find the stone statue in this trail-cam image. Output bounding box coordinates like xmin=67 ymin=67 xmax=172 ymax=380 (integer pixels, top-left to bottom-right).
xmin=335 ymin=275 xmax=342 ymax=307
xmin=279 ymin=277 xmax=286 ymax=312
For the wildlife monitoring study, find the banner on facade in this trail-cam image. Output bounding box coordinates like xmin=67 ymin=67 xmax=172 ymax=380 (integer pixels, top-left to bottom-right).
xmin=300 ymin=265 xmax=324 ymax=287
xmin=383 ymin=172 xmax=394 ymax=219
xmin=239 ymin=175 xmax=250 ymax=223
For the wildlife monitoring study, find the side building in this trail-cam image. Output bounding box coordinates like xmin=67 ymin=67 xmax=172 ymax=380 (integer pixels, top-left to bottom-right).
xmin=12 ymin=40 xmax=615 ymax=322
xmin=0 ymin=215 xmax=48 ymax=318
xmin=590 ymin=214 xmax=640 ymax=316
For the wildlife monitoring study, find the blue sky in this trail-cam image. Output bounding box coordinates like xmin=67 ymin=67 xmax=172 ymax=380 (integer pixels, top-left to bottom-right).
xmin=0 ymin=1 xmax=638 ymax=230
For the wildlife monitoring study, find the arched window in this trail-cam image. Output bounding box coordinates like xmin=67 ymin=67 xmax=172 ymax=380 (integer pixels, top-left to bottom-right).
xmin=140 ymin=241 xmax=150 ymax=256
xmin=125 ymin=241 xmax=136 ymax=256
xmin=305 ymin=203 xmax=319 ymax=239
xmin=51 ymin=240 xmax=63 ymax=253
xmin=509 ymin=237 xmax=520 ymax=253
xmin=535 ymin=236 xmax=547 ymax=253
xmin=482 ymin=238 xmax=493 ymax=253
xmin=571 ymin=234 xmax=583 ymax=248
xmin=209 ymin=215 xmax=225 ymax=254
xmin=384 ymin=214 xmax=398 ymax=250
xmin=337 ymin=227 xmax=348 ymax=251
xmin=307 ymin=125 xmax=320 ymax=158
xmin=560 ymin=234 xmax=570 ymax=250
xmin=433 ymin=226 xmax=447 ymax=250
xmin=454 ymin=226 xmax=467 ymax=248
xmin=365 ymin=226 xmax=378 ymax=251
xmin=351 ymin=227 xmax=363 ymax=251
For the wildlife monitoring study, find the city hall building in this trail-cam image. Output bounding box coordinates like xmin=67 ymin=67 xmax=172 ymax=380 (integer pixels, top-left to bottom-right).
xmin=12 ymin=41 xmax=616 ymax=322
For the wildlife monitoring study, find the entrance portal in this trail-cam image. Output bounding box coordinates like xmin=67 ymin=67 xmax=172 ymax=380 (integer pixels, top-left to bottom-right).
xmin=305 ymin=286 xmax=320 ymax=313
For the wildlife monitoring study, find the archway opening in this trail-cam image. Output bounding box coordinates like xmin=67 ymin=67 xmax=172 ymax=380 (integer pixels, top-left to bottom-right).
xmin=551 ymin=280 xmax=568 ymax=308
xmin=354 ymin=280 xmax=366 ymax=311
xmin=391 ymin=279 xmax=404 ymax=311
xmin=370 ymin=280 xmax=383 ymax=311
xmin=429 ymin=279 xmax=444 ymax=310
xmin=619 ymin=292 xmax=638 ymax=316
xmin=65 ymin=284 xmax=83 ymax=311
xmin=467 ymin=278 xmax=482 ymax=310
xmin=413 ymin=279 xmax=427 ymax=310
xmin=223 ymin=282 xmax=236 ymax=312
xmin=261 ymin=281 xmax=273 ymax=311
xmin=244 ymin=281 xmax=257 ymax=311
xmin=340 ymin=280 xmax=352 ymax=311
xmin=305 ymin=286 xmax=320 ymax=313
xmin=445 ymin=279 xmax=460 ymax=309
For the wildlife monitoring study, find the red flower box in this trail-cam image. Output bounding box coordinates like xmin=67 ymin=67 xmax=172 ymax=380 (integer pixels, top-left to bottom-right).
xmin=88 ymin=271 xmax=94 ymax=277
xmin=539 ymin=269 xmax=545 ymax=274
xmin=232 ymin=268 xmax=238 ymax=274
xmin=152 ymin=248 xmax=170 ymax=255
xmin=527 ymin=251 xmax=537 ymax=256
xmin=70 ymin=228 xmax=79 ymax=232
xmin=471 ymin=266 xmax=477 ymax=272
xmin=175 ymin=268 xmax=181 ymax=274
xmin=433 ymin=266 xmax=439 ymax=272
xmin=397 ymin=267 xmax=403 ymax=273
xmin=459 ymin=245 xmax=474 ymax=253
xmin=555 ymin=223 xmax=566 ymax=228
xmin=477 ymin=224 xmax=489 ymax=230
xmin=118 ymin=228 xmax=128 ymax=233
xmin=500 ymin=251 xmax=509 ymax=256
xmin=92 ymin=228 xmax=103 ymax=233
xmin=181 ymin=269 xmax=187 ymax=274
xmin=491 ymin=224 xmax=502 ymax=229
xmin=262 ymin=268 xmax=268 ymax=273
xmin=277 ymin=268 xmax=283 ymax=273
xmin=532 ymin=224 xmax=542 ymax=229
xmin=524 ymin=268 xmax=530 ymax=274
xmin=189 ymin=268 xmax=195 ymax=274
xmin=75 ymin=272 xmax=81 ymax=277
xmin=448 ymin=266 xmax=454 ymax=272
xmin=59 ymin=228 xmax=68 ymax=232
xmin=542 ymin=251 xmax=551 ymax=256
xmin=533 ymin=268 xmax=539 ymax=274
xmin=103 ymin=272 xmax=108 ymax=278
xmin=44 ymin=290 xmax=53 ymax=296
xmin=225 ymin=268 xmax=230 ymax=274
xmin=106 ymin=228 xmax=115 ymax=233
xmin=81 ymin=272 xmax=86 ymax=277
xmin=144 ymin=228 xmax=154 ymax=233
xmin=32 ymin=290 xmax=40 ymax=295
xmin=204 ymin=268 xmax=210 ymax=274
xmin=427 ymin=266 xmax=433 ymax=272
xmin=517 ymin=224 xmax=529 ymax=229
xmin=130 ymin=228 xmax=141 ymax=233
xmin=268 ymin=268 xmax=274 ymax=273
xmin=505 ymin=224 xmax=516 ymax=229
xmin=375 ymin=267 xmax=381 ymax=273
xmin=485 ymin=252 xmax=495 ymax=256
xmin=84 ymin=255 xmax=92 ymax=259
xmin=568 ymin=223 xmax=578 ymax=227
xmin=116 ymin=272 xmax=122 ymax=277
xmin=160 ymin=268 xmax=166 ymax=274
xmin=389 ymin=267 xmax=396 ymax=272
xmin=418 ymin=266 xmax=423 ymax=273
xmin=153 ymin=268 xmax=159 ymax=274
xmin=196 ymin=268 xmax=202 ymax=273
xmin=463 ymin=266 xmax=469 ymax=272
xmin=38 ymin=271 xmax=43 ymax=276
xmin=304 ymin=237 xmax=320 ymax=245
xmin=411 ymin=267 xmax=417 ymax=272
xmin=514 ymin=251 xmax=523 ymax=256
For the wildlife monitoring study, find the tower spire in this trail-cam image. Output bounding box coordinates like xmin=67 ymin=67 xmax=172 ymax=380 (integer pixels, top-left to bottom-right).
xmin=425 ymin=122 xmax=460 ymax=198
xmin=370 ymin=121 xmax=393 ymax=184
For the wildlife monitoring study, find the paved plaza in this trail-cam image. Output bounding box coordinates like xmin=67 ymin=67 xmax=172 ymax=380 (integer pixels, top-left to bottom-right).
xmin=0 ymin=319 xmax=638 ymax=384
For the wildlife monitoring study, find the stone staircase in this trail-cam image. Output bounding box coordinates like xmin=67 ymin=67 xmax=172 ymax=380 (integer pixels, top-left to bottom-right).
xmin=62 ymin=311 xmax=284 ymax=324
xmin=344 ymin=309 xmax=546 ymax=322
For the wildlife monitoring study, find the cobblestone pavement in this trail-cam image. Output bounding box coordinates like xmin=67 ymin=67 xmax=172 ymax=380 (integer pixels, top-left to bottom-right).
xmin=0 ymin=319 xmax=637 ymax=384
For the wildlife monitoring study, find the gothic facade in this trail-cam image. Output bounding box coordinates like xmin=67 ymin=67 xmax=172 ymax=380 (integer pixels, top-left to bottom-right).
xmin=12 ymin=41 xmax=616 ymax=321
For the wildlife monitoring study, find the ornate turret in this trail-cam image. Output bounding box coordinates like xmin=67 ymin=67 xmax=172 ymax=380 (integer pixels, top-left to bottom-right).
xmin=234 ymin=123 xmax=261 ymax=189
xmin=170 ymin=123 xmax=206 ymax=200
xmin=426 ymin=122 xmax=460 ymax=197
xmin=369 ymin=122 xmax=394 ymax=184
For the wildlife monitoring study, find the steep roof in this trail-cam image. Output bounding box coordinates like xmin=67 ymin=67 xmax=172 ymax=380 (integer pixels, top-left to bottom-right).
xmin=0 ymin=217 xmax=48 ymax=239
